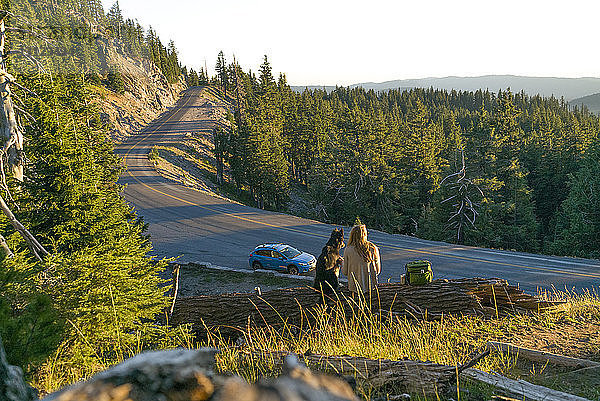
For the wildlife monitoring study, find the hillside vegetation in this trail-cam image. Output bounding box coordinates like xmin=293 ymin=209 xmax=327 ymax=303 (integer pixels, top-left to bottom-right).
xmin=0 ymin=0 xmax=199 ymax=391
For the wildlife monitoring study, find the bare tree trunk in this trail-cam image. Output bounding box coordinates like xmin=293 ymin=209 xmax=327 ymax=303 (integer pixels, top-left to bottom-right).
xmin=169 ymin=264 xmax=181 ymax=316
xmin=212 ymin=129 xmax=224 ymax=185
xmin=216 ymin=159 xmax=223 ymax=185
xmin=487 ymin=341 xmax=600 ymax=369
xmin=461 ymin=368 xmax=589 ymax=401
xmin=0 ymin=192 xmax=48 ymax=261
xmin=0 ymin=17 xmax=23 ymax=181
xmin=0 ymin=232 xmax=13 ymax=257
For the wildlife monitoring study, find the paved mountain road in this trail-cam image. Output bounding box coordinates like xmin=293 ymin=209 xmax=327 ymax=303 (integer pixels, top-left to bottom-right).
xmin=116 ymin=87 xmax=600 ymax=293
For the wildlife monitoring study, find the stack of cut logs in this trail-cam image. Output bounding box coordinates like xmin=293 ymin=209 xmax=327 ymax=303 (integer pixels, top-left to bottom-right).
xmin=170 ymin=278 xmax=560 ymax=338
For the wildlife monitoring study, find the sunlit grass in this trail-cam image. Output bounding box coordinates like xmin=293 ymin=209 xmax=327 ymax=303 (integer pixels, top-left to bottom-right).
xmin=31 ymin=287 xmax=600 ymax=400
xmin=205 ymin=288 xmax=600 ymax=400
xmin=32 ymin=321 xmax=195 ymax=395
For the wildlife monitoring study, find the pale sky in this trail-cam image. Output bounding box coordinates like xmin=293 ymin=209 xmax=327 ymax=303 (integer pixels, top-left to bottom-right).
xmin=101 ymin=0 xmax=600 ymax=86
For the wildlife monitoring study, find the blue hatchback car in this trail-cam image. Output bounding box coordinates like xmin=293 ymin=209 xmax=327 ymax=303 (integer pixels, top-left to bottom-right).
xmin=249 ymin=243 xmax=316 ymax=275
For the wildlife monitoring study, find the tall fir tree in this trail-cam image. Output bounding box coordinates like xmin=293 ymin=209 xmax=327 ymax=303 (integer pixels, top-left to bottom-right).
xmin=550 ymin=141 xmax=600 ymax=258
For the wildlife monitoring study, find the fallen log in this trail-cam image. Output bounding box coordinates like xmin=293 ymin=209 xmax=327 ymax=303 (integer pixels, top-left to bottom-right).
xmin=460 ymin=368 xmax=590 ymax=401
xmin=170 ymin=278 xmax=560 ymax=338
xmin=249 ymin=350 xmax=457 ymax=396
xmin=487 ymin=341 xmax=600 ymax=369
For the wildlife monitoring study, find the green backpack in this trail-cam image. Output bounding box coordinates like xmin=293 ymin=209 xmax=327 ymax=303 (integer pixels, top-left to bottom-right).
xmin=405 ymin=260 xmax=433 ymax=285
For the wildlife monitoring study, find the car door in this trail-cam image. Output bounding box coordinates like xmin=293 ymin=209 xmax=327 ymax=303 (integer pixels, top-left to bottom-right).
xmin=257 ymin=249 xmax=275 ymax=270
xmin=271 ymin=251 xmax=287 ymax=271
xmin=254 ymin=249 xmax=270 ymax=268
xmin=260 ymin=250 xmax=276 ymax=270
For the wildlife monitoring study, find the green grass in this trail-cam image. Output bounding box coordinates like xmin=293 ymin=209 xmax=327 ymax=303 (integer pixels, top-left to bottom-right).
xmin=32 ymin=323 xmax=195 ymax=395
xmin=31 ymin=287 xmax=600 ymax=400
xmin=204 ymin=289 xmax=600 ymax=400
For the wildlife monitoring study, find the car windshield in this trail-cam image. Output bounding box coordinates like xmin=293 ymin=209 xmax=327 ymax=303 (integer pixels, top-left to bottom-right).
xmin=281 ymin=246 xmax=301 ymax=259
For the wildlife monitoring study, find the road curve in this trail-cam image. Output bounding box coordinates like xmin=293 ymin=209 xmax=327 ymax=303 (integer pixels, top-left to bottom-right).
xmin=116 ymin=87 xmax=600 ymax=293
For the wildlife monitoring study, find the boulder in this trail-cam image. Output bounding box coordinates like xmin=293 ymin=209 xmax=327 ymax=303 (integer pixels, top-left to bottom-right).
xmin=0 ymin=336 xmax=37 ymax=401
xmin=42 ymin=349 xmax=357 ymax=401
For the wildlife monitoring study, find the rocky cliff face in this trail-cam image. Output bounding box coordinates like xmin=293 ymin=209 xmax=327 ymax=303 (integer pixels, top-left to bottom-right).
xmin=94 ymin=41 xmax=186 ymax=142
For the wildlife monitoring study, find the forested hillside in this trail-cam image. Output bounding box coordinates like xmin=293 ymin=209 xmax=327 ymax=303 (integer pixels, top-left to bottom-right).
xmin=0 ymin=0 xmax=193 ymax=390
xmin=570 ymin=92 xmax=600 ymax=114
xmin=215 ymin=55 xmax=600 ymax=259
xmin=291 ymin=75 xmax=600 ymax=101
xmin=8 ymin=0 xmax=207 ymax=140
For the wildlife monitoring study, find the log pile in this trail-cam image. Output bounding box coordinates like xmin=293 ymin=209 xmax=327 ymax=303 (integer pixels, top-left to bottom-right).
xmin=170 ymin=278 xmax=560 ymax=338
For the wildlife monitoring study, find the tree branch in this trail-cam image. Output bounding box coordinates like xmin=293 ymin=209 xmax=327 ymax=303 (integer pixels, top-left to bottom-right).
xmin=0 ymin=191 xmax=48 ymax=261
xmin=0 ymin=231 xmax=13 ymax=258
xmin=4 ymin=50 xmax=47 ymax=73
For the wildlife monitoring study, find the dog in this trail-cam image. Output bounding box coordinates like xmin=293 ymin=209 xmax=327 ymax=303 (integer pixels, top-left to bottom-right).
xmin=313 ymin=228 xmax=345 ymax=300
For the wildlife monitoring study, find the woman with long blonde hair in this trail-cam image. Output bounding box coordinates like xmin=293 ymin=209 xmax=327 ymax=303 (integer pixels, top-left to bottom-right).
xmin=342 ymin=224 xmax=381 ymax=297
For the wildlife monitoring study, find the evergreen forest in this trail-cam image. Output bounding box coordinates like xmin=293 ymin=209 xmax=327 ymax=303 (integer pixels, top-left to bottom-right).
xmin=216 ymin=55 xmax=600 ymax=259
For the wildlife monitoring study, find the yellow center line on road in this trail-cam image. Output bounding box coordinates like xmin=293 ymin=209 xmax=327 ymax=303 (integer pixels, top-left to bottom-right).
xmin=122 ymin=91 xmax=600 ymax=281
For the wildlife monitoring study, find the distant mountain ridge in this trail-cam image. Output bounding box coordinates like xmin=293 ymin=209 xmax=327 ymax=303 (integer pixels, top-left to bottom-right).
xmin=292 ymin=75 xmax=600 ymax=104
xmin=569 ymin=92 xmax=600 ymax=114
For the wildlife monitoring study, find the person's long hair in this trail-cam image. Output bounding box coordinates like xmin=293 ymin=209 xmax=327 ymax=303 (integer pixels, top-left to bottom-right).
xmin=347 ymin=225 xmax=376 ymax=262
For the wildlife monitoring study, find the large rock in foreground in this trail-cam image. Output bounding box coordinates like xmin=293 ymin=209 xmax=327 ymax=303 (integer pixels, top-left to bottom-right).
xmin=42 ymin=348 xmax=357 ymax=401
xmin=0 ymin=337 xmax=37 ymax=401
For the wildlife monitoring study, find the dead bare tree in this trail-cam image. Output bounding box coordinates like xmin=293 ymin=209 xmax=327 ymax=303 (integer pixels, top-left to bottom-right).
xmin=0 ymin=13 xmax=24 ymax=182
xmin=0 ymin=10 xmax=49 ymax=261
xmin=439 ymin=150 xmax=483 ymax=244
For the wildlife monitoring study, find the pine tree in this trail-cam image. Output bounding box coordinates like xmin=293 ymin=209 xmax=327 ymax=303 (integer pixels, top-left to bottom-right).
xmin=107 ymin=1 xmax=124 ymax=39
xmin=245 ymin=56 xmax=289 ymax=209
xmin=106 ymin=65 xmax=125 ymax=93
xmin=465 ymin=91 xmax=540 ymax=251
xmin=215 ymin=51 xmax=228 ymax=96
xmin=19 ymin=74 xmax=171 ymax=365
xmin=213 ymin=126 xmax=226 ymax=185
xmin=165 ymin=40 xmax=181 ymax=83
xmin=0 ymin=252 xmax=63 ymax=369
xmin=550 ymin=141 xmax=600 ymax=257
xmin=198 ymin=67 xmax=209 ymax=85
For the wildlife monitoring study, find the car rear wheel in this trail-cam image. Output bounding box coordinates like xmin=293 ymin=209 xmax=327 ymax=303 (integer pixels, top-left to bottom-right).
xmin=252 ymin=261 xmax=262 ymax=270
xmin=287 ymin=265 xmax=299 ymax=275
